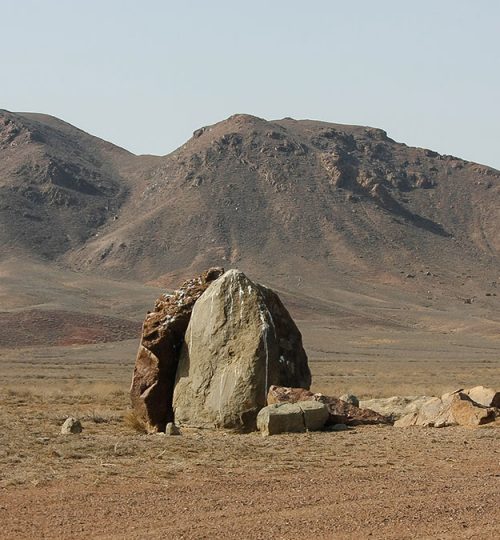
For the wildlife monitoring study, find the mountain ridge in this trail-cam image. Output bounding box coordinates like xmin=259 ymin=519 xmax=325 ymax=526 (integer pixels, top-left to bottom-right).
xmin=1 ymin=110 xmax=499 ymax=301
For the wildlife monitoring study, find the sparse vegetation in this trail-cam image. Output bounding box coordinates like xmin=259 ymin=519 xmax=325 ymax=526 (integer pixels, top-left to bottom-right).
xmin=123 ymin=409 xmax=147 ymax=433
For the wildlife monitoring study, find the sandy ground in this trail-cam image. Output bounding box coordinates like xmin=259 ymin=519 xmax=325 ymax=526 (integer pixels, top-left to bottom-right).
xmin=1 ymin=420 xmax=499 ymax=539
xmin=1 ymin=258 xmax=499 ymax=539
xmin=1 ymin=330 xmax=499 ymax=540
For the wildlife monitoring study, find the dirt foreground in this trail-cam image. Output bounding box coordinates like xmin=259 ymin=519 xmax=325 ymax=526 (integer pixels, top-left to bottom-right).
xmin=1 ymin=400 xmax=499 ymax=539
xmin=1 ymin=330 xmax=499 ymax=539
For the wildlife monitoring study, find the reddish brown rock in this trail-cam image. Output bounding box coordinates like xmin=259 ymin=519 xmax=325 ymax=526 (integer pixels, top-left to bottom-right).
xmin=267 ymin=385 xmax=317 ymax=405
xmin=130 ymin=267 xmax=224 ymax=432
xmin=317 ymin=395 xmax=392 ymax=426
xmin=267 ymin=385 xmax=391 ymax=426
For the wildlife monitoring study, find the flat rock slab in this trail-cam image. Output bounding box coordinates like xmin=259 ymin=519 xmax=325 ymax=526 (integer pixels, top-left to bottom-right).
xmin=257 ymin=401 xmax=329 ymax=436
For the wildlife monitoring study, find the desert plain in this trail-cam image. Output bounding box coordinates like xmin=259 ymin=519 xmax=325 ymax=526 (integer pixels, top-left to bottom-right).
xmin=0 ymin=110 xmax=499 ymax=538
xmin=1 ymin=262 xmax=499 ymax=539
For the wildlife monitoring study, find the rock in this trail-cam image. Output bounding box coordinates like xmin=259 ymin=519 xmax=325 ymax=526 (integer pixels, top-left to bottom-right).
xmin=267 ymin=385 xmax=317 ymax=404
xmin=268 ymin=386 xmax=391 ymax=426
xmin=318 ymin=395 xmax=391 ymax=426
xmin=257 ymin=403 xmax=305 ymax=436
xmin=256 ymin=401 xmax=328 ymax=436
xmin=130 ymin=267 xmax=224 ymax=433
xmin=173 ymin=270 xmax=311 ymax=431
xmin=61 ymin=417 xmax=82 ymax=434
xmin=463 ymin=386 xmax=500 ymax=408
xmin=395 ymin=391 xmax=498 ymax=428
xmin=299 ymin=401 xmax=330 ymax=431
xmin=359 ymin=395 xmax=432 ymax=421
xmin=165 ymin=422 xmax=181 ymax=436
xmin=339 ymin=393 xmax=359 ymax=407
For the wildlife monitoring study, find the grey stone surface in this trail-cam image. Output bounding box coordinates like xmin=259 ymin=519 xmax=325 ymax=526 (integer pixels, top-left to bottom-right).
xmin=257 ymin=403 xmax=306 ymax=436
xmin=256 ymin=401 xmax=329 ymax=436
xmin=173 ymin=270 xmax=311 ymax=431
xmin=165 ymin=422 xmax=181 ymax=435
xmin=339 ymin=393 xmax=359 ymax=407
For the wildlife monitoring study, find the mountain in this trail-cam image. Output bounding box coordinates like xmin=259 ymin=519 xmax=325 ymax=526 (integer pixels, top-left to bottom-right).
xmin=0 ymin=109 xmax=138 ymax=260
xmin=1 ymin=110 xmax=500 ymax=302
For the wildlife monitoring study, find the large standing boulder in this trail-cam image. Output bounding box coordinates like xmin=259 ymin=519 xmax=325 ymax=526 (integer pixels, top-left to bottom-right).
xmin=173 ymin=269 xmax=312 ymax=431
xmin=130 ymin=267 xmax=224 ymax=432
xmin=267 ymin=385 xmax=391 ymax=426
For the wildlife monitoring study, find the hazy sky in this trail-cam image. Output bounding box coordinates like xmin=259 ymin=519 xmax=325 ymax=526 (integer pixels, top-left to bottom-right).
xmin=2 ymin=1 xmax=500 ymax=168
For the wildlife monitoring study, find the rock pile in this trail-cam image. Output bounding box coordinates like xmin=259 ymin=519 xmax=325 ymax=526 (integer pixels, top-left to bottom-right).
xmin=395 ymin=388 xmax=499 ymax=428
xmin=267 ymin=385 xmax=391 ymax=427
xmin=130 ymin=268 xmax=499 ymax=435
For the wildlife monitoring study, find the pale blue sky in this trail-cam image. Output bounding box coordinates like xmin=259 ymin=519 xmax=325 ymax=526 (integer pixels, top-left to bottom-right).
xmin=2 ymin=1 xmax=499 ymax=168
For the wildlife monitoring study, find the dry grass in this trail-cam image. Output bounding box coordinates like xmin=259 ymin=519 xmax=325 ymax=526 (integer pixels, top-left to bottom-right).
xmin=123 ymin=409 xmax=147 ymax=433
xmin=0 ymin=322 xmax=499 ymax=491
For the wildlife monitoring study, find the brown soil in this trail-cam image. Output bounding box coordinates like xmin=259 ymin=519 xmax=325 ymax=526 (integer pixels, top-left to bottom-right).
xmin=1 ymin=339 xmax=499 ymax=539
xmin=1 ymin=422 xmax=498 ymax=539
xmin=0 ymin=309 xmax=141 ymax=348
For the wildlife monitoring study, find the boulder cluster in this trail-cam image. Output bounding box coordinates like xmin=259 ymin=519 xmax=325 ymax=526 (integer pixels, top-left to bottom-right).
xmin=394 ymin=387 xmax=499 ymax=428
xmin=130 ymin=268 xmax=499 ymax=435
xmin=130 ymin=268 xmax=312 ymax=433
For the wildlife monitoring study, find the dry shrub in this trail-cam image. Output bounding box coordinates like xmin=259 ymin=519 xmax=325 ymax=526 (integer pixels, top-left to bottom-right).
xmin=123 ymin=409 xmax=147 ymax=433
xmin=83 ymin=409 xmax=121 ymax=424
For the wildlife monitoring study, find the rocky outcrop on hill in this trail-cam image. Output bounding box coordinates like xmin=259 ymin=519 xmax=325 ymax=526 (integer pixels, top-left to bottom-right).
xmin=130 ymin=267 xmax=224 ymax=432
xmin=267 ymin=385 xmax=391 ymax=426
xmin=173 ymin=270 xmax=311 ymax=431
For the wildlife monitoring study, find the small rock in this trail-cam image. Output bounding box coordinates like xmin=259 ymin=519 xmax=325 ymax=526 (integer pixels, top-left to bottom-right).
xmin=165 ymin=422 xmax=181 ymax=435
xmin=61 ymin=417 xmax=82 ymax=435
xmin=339 ymin=393 xmax=359 ymax=407
xmin=359 ymin=395 xmax=431 ymax=420
xmin=464 ymin=386 xmax=500 ymax=408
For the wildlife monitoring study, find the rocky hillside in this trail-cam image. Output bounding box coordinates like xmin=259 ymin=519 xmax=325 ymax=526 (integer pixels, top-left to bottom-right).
xmin=0 ymin=110 xmax=135 ymax=259
xmin=2 ymin=111 xmax=499 ymax=296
